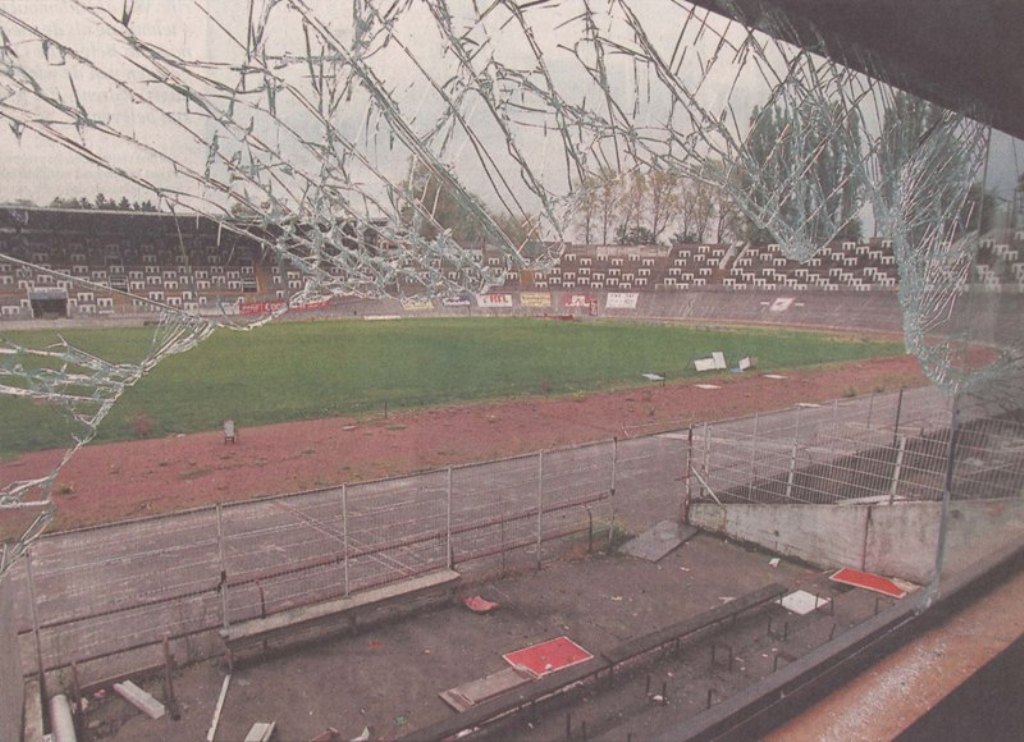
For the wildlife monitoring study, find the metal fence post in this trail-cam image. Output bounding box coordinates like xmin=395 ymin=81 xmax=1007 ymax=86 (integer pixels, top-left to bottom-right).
xmin=785 ymin=440 xmax=798 ymax=501
xmin=786 ymin=405 xmax=801 ymax=501
xmin=893 ymin=387 xmax=904 ymax=446
xmin=609 ymin=437 xmax=618 ymax=548
xmin=342 ymin=485 xmax=350 ymax=596
xmin=929 ymin=397 xmax=960 ymax=605
xmin=748 ymin=413 xmax=759 ymax=501
xmin=827 ymin=400 xmax=839 ymax=503
xmin=703 ymin=421 xmax=710 ymax=477
xmin=682 ymin=428 xmax=693 ymax=523
xmin=889 ymin=435 xmax=906 ymax=505
xmin=446 ymin=467 xmax=453 ymax=570
xmin=499 ymin=481 xmax=507 ymax=575
xmin=536 ymin=451 xmax=544 ymax=570
xmin=216 ymin=504 xmax=229 ymax=628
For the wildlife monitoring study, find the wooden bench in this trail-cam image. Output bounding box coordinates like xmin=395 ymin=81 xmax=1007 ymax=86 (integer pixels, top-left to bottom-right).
xmin=399 ymin=582 xmax=786 ymax=742
xmin=220 ymin=569 xmax=460 ymax=668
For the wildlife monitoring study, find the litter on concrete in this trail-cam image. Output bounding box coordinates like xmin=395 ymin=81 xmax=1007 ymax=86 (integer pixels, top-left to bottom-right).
xmin=112 ymin=680 xmax=165 ymax=720
xmin=778 ymin=589 xmax=830 ymax=615
xmin=243 ymin=721 xmax=276 ymax=742
xmin=503 ymin=636 xmax=594 ymax=679
xmin=830 ymin=567 xmax=906 ymax=598
xmin=462 ymin=595 xmax=499 ymax=614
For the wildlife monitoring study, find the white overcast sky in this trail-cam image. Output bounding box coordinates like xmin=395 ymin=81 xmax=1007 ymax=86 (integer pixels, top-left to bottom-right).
xmin=0 ymin=0 xmax=1019 ymax=218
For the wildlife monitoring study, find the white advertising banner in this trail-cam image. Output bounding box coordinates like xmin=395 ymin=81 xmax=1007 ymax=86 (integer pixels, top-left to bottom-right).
xmin=606 ymin=292 xmax=639 ymax=309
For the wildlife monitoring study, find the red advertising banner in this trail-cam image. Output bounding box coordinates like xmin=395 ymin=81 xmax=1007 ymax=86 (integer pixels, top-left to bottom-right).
xmin=476 ymin=293 xmax=514 ymax=308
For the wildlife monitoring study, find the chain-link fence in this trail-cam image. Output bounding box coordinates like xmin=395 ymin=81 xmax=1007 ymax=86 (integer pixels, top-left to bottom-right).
xmin=9 ymin=438 xmax=632 ymax=689
xmin=686 ymin=386 xmax=1024 ymax=506
xmin=10 ymin=384 xmax=1023 ymax=691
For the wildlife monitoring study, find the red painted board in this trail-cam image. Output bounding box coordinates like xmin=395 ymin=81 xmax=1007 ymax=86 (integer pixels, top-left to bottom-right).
xmin=830 ymin=567 xmax=906 ymax=599
xmin=502 ymin=636 xmax=594 ymax=679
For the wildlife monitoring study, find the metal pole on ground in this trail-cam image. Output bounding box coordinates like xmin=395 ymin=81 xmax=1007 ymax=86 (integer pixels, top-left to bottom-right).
xmin=536 ymin=451 xmax=544 ymax=570
xmin=342 ymin=484 xmax=350 ymax=596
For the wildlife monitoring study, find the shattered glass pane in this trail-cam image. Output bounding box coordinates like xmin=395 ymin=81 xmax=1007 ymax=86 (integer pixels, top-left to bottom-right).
xmin=0 ymin=0 xmax=1017 ymax=576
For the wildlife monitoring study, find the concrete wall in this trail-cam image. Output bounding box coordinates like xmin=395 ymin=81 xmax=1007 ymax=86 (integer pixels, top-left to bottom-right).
xmin=688 ymin=502 xmax=869 ymax=570
xmin=0 ymin=570 xmax=25 ymax=742
xmin=690 ymin=498 xmax=1024 ymax=583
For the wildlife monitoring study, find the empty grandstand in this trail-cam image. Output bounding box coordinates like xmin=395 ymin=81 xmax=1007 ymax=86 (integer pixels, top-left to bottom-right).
xmin=4 ymin=206 xmax=1024 ymax=328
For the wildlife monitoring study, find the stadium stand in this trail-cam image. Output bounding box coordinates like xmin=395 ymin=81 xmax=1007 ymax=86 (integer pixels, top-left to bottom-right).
xmin=3 ymin=207 xmax=1024 ymax=330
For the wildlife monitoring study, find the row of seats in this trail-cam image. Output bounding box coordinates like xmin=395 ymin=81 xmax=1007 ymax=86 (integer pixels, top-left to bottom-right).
xmin=4 ymin=212 xmax=1024 ymax=319
xmin=495 ymin=234 xmax=1024 ymax=293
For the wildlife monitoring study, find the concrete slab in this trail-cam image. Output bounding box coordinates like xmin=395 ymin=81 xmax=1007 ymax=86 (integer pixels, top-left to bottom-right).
xmin=619 ymin=520 xmax=697 ymax=562
xmin=440 ymin=667 xmax=531 ymax=711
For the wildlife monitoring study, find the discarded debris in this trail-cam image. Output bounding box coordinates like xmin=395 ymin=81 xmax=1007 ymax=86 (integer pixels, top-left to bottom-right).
xmin=49 ymin=694 xmax=77 ymax=742
xmin=830 ymin=567 xmax=907 ymax=598
xmin=394 ymin=715 xmax=409 ymax=727
xmin=503 ymin=636 xmax=594 ymax=679
xmin=768 ymin=557 xmax=781 ymax=568
xmin=441 ymin=667 xmax=531 ymax=711
xmin=113 ymin=680 xmax=166 ymax=720
xmin=348 ymin=726 xmax=371 ymax=742
xmin=462 ymin=595 xmax=499 ymax=614
xmin=310 ymin=728 xmax=340 ymax=742
xmin=205 ymin=674 xmax=231 ymax=742
xmin=244 ymin=721 xmax=276 ymax=742
xmin=695 ymin=384 xmax=721 ymax=390
xmin=778 ymin=590 xmax=830 ymax=615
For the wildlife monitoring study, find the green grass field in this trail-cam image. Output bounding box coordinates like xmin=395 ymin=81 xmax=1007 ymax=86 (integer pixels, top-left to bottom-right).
xmin=0 ymin=318 xmax=903 ymax=454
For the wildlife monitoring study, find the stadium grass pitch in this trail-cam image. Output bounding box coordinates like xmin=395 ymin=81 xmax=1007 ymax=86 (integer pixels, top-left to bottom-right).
xmin=0 ymin=317 xmax=903 ymax=452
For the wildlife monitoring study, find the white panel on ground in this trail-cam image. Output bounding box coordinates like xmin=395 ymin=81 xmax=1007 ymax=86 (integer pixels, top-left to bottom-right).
xmin=779 ymin=590 xmax=830 ymax=615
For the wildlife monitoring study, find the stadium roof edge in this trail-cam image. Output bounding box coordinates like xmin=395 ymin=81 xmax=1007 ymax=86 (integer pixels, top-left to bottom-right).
xmin=684 ymin=0 xmax=1024 ymax=140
